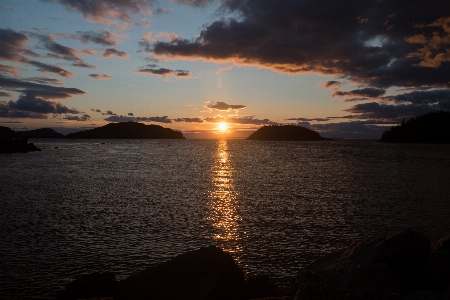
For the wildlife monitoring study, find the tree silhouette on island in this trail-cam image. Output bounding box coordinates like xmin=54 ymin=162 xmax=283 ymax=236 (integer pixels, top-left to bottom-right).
xmin=246 ymin=125 xmax=329 ymax=141
xmin=66 ymin=122 xmax=185 ymax=139
xmin=378 ymin=111 xmax=450 ymax=143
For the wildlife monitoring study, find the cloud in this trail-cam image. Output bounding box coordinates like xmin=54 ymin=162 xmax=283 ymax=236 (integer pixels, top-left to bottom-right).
xmin=343 ymin=102 xmax=440 ymax=122
xmin=41 ymin=0 xmax=156 ymax=26
xmin=286 ymin=117 xmax=330 ymax=122
xmin=332 ymin=88 xmax=386 ymax=98
xmin=128 ymin=112 xmax=134 ymax=116
xmin=205 ymin=101 xmax=246 ymax=111
xmin=64 ymin=114 xmax=90 ymax=121
xmin=385 ymin=89 xmax=450 ymax=105
xmin=0 ymin=101 xmax=47 ymax=119
xmin=204 ymin=115 xmax=279 ymax=125
xmin=137 ymin=67 xmax=191 ymax=78
xmin=174 ymin=0 xmax=213 ymax=7
xmin=152 ymin=0 xmax=450 ymax=89
xmin=173 ymin=117 xmax=204 ymax=123
xmin=8 ymin=93 xmax=79 ymax=114
xmin=24 ymin=76 xmax=64 ymax=85
xmin=102 ymin=110 xmax=116 ymax=115
xmin=89 ymin=74 xmax=112 ymax=80
xmin=24 ymin=59 xmax=74 ymax=77
xmin=0 ymin=28 xmax=29 ymax=62
xmin=91 ymin=108 xmax=102 ymax=113
xmin=0 ymin=64 xmax=25 ymax=78
xmin=71 ymin=30 xmax=120 ymax=46
xmin=104 ymin=115 xmax=172 ymax=123
xmin=0 ymin=91 xmax=12 ymax=97
xmin=0 ymin=76 xmax=86 ymax=99
xmin=103 ymin=48 xmax=129 ymax=59
xmin=324 ymin=81 xmax=342 ymax=88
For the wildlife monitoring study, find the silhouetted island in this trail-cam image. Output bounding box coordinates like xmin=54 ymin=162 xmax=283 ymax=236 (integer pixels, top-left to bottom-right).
xmin=0 ymin=126 xmax=63 ymax=138
xmin=246 ymin=125 xmax=329 ymax=141
xmin=378 ymin=111 xmax=450 ymax=143
xmin=65 ymin=122 xmax=185 ymax=139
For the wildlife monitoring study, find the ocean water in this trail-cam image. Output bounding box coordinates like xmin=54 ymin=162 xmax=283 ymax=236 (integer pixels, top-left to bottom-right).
xmin=1 ymin=139 xmax=449 ymax=299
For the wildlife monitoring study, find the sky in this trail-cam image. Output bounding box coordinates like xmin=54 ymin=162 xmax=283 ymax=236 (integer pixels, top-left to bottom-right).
xmin=1 ymin=0 xmax=449 ymax=138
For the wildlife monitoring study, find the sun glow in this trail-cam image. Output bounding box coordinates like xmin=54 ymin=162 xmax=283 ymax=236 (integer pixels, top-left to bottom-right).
xmin=218 ymin=122 xmax=228 ymax=131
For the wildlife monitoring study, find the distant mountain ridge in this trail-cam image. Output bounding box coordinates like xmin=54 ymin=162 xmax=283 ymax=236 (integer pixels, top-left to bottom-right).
xmin=246 ymin=125 xmax=329 ymax=141
xmin=0 ymin=126 xmax=63 ymax=138
xmin=378 ymin=111 xmax=450 ymax=143
xmin=65 ymin=122 xmax=185 ymax=139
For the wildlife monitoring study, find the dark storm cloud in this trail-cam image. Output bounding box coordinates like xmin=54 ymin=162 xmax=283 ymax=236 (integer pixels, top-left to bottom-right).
xmin=104 ymin=115 xmax=172 ymax=123
xmin=153 ymin=0 xmax=450 ymax=89
xmin=173 ymin=117 xmax=204 ymax=123
xmin=9 ymin=93 xmax=79 ymax=114
xmin=137 ymin=67 xmax=190 ymax=78
xmin=103 ymin=48 xmax=129 ymax=59
xmin=89 ymin=74 xmax=112 ymax=80
xmin=64 ymin=114 xmax=90 ymax=121
xmin=333 ymin=88 xmax=386 ymax=98
xmin=0 ymin=76 xmax=85 ymax=99
xmin=71 ymin=30 xmax=119 ymax=46
xmin=205 ymin=101 xmax=246 ymax=111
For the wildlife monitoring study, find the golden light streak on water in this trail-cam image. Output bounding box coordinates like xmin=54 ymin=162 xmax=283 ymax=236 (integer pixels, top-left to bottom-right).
xmin=208 ymin=140 xmax=244 ymax=260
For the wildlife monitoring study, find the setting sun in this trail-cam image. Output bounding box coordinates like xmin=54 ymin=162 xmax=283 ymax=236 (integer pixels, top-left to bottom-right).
xmin=218 ymin=122 xmax=228 ymax=131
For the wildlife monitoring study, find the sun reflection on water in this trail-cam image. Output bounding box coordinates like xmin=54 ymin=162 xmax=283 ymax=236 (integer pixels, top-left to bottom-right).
xmin=208 ymin=140 xmax=243 ymax=258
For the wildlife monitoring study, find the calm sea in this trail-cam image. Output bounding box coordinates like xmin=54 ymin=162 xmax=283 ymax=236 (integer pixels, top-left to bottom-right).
xmin=1 ymin=139 xmax=450 ymax=299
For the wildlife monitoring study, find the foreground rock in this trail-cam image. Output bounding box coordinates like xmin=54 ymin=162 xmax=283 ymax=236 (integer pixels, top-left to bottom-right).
xmin=246 ymin=125 xmax=329 ymax=141
xmin=56 ymin=230 xmax=450 ymax=300
xmin=0 ymin=137 xmax=41 ymax=153
xmin=294 ymin=229 xmax=450 ymax=300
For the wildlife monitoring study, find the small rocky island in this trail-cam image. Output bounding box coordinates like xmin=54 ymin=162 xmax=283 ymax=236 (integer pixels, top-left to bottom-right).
xmin=0 ymin=126 xmax=43 ymax=153
xmin=246 ymin=125 xmax=328 ymax=141
xmin=378 ymin=110 xmax=450 ymax=143
xmin=55 ymin=229 xmax=450 ymax=300
xmin=66 ymin=122 xmax=185 ymax=139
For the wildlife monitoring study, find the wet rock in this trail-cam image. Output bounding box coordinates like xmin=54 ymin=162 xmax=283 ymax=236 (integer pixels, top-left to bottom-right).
xmin=403 ymin=290 xmax=450 ymax=300
xmin=424 ymin=250 xmax=450 ymax=292
xmin=116 ymin=246 xmax=244 ymax=300
xmin=370 ymin=229 xmax=431 ymax=293
xmin=244 ymin=274 xmax=283 ymax=299
xmin=55 ymin=272 xmax=117 ymax=300
xmin=342 ymin=263 xmax=402 ymax=294
xmin=294 ymin=229 xmax=430 ymax=298
xmin=437 ymin=235 xmax=450 ymax=254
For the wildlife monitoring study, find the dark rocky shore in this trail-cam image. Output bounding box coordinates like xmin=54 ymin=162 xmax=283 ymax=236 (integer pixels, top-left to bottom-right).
xmin=55 ymin=229 xmax=450 ymax=300
xmin=0 ymin=137 xmax=41 ymax=153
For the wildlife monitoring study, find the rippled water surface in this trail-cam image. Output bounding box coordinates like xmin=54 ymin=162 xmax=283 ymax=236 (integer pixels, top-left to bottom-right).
xmin=1 ymin=139 xmax=450 ymax=299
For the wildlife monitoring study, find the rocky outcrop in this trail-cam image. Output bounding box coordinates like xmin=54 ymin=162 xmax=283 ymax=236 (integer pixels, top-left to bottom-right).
xmin=0 ymin=137 xmax=41 ymax=153
xmin=55 ymin=230 xmax=450 ymax=300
